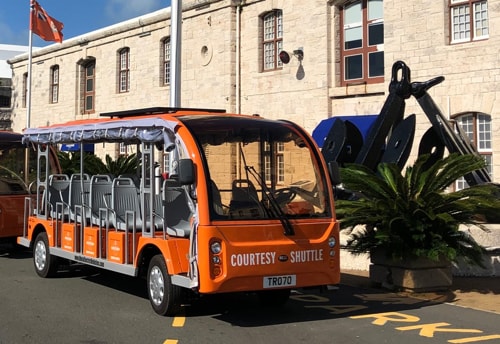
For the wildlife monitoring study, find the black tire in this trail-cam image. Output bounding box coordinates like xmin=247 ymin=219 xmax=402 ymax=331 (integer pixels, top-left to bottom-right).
xmin=33 ymin=232 xmax=59 ymax=278
xmin=147 ymin=254 xmax=182 ymax=316
xmin=258 ymin=289 xmax=291 ymax=307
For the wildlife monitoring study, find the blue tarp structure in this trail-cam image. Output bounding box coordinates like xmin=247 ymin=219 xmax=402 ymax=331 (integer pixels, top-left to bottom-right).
xmin=312 ymin=115 xmax=378 ymax=148
xmin=60 ymin=143 xmax=95 ymax=152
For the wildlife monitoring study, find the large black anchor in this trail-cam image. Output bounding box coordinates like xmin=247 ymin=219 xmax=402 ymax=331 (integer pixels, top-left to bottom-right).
xmin=322 ymin=61 xmax=490 ymax=186
xmin=354 ymin=61 xmax=415 ymax=170
xmin=412 ymin=69 xmax=490 ymax=185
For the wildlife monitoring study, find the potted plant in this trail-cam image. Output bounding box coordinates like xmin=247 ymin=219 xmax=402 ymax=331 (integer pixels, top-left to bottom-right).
xmin=336 ymin=153 xmax=500 ymax=291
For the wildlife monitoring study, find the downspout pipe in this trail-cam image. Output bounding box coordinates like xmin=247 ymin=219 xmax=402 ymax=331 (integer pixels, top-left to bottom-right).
xmin=236 ymin=2 xmax=242 ymax=114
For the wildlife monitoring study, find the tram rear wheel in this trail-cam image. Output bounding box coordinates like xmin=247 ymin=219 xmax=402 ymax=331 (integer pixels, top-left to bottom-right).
xmin=147 ymin=254 xmax=182 ymax=316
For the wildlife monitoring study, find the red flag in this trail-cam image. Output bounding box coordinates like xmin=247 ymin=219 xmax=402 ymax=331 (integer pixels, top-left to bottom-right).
xmin=30 ymin=0 xmax=64 ymax=43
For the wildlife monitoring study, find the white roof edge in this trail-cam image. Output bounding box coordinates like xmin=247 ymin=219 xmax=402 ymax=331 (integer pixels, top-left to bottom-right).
xmin=8 ymin=7 xmax=171 ymax=62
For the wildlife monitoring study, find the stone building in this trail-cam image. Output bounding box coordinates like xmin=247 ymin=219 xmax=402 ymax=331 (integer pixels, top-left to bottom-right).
xmin=7 ymin=0 xmax=499 ymax=183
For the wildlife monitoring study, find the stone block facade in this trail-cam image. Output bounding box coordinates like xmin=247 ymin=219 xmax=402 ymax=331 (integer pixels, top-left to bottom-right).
xmin=6 ymin=0 xmax=499 ymax=175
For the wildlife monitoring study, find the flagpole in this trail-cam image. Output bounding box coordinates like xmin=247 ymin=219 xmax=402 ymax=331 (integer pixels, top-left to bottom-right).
xmin=170 ymin=0 xmax=182 ymax=107
xmin=26 ymin=1 xmax=34 ymax=129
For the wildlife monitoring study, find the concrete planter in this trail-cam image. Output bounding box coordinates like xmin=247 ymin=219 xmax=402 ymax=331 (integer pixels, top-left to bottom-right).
xmin=369 ymin=250 xmax=452 ymax=292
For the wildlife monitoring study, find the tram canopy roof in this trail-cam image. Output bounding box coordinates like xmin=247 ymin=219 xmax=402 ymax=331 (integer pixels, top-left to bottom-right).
xmin=22 ymin=117 xmax=178 ymax=149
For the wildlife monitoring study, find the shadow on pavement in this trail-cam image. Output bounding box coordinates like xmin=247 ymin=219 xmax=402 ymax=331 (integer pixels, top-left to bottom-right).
xmin=342 ymin=270 xmax=500 ymax=314
xmin=0 ymin=243 xmax=31 ymax=259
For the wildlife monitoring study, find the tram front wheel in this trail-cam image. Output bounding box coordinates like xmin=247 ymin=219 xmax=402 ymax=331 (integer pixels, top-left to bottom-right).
xmin=33 ymin=232 xmax=59 ymax=278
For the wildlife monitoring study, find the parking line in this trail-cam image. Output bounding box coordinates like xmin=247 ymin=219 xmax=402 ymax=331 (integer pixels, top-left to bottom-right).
xmin=172 ymin=316 xmax=186 ymax=327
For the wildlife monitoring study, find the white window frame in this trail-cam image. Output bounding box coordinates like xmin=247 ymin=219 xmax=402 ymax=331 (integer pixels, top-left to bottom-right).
xmin=264 ymin=142 xmax=285 ymax=184
xmin=163 ymin=152 xmax=171 ymax=175
xmin=119 ymin=142 xmax=128 ymax=155
xmin=119 ymin=48 xmax=130 ymax=93
xmin=50 ymin=65 xmax=59 ymax=104
xmin=454 ymin=113 xmax=492 ymax=190
xmin=262 ymin=10 xmax=283 ymax=71
xmin=450 ymin=0 xmax=488 ymax=44
xmin=163 ymin=38 xmax=171 ymax=85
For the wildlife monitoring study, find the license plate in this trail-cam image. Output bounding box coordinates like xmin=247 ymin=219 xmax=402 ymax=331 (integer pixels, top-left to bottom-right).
xmin=263 ymin=275 xmax=296 ymax=288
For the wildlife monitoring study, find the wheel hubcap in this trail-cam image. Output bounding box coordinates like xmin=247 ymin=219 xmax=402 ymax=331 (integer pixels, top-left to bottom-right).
xmin=149 ymin=266 xmax=165 ymax=306
xmin=34 ymin=240 xmax=47 ymax=271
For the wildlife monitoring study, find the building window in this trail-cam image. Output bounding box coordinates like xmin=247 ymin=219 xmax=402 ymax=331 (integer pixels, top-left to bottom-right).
xmin=119 ymin=142 xmax=128 ymax=155
xmin=161 ymin=38 xmax=171 ymax=85
xmin=264 ymin=142 xmax=285 ymax=184
xmin=50 ymin=65 xmax=59 ymax=103
xmin=118 ymin=48 xmax=130 ymax=93
xmin=450 ymin=0 xmax=488 ymax=43
xmin=0 ymin=82 xmax=10 ymax=108
xmin=22 ymin=73 xmax=28 ymax=108
xmin=454 ymin=112 xmax=492 ymax=190
xmin=81 ymin=60 xmax=95 ymax=114
xmin=340 ymin=0 xmax=384 ymax=85
xmin=262 ymin=10 xmax=283 ymax=71
xmin=163 ymin=152 xmax=171 ymax=176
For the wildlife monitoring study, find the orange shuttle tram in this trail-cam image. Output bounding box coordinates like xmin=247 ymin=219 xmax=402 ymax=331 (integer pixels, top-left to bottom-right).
xmin=18 ymin=107 xmax=340 ymax=315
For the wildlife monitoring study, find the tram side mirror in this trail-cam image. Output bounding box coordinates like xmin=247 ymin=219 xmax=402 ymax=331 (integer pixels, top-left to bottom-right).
xmin=328 ymin=161 xmax=341 ymax=186
xmin=178 ymin=158 xmax=195 ymax=185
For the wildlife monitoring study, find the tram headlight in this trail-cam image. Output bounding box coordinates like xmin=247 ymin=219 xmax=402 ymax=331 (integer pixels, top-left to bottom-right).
xmin=209 ymin=239 xmax=223 ymax=278
xmin=328 ymin=236 xmax=336 ymax=248
xmin=210 ymin=241 xmax=222 ymax=254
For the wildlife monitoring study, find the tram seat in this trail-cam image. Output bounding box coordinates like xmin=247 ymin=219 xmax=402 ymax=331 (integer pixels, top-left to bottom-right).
xmin=142 ymin=191 xmax=165 ymax=230
xmin=110 ymin=177 xmax=143 ymax=231
xmin=229 ymin=179 xmax=264 ymax=218
xmin=118 ymin=174 xmax=140 ymax=188
xmin=88 ymin=174 xmax=113 ymax=227
xmin=47 ymin=174 xmax=70 ymax=219
xmin=68 ymin=173 xmax=90 ymax=223
xmin=162 ymin=179 xmax=195 ymax=237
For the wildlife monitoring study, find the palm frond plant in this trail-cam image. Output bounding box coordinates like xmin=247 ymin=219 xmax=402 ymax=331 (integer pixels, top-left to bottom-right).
xmin=102 ymin=153 xmax=139 ymax=176
xmin=57 ymin=151 xmax=106 ymax=175
xmin=336 ymin=153 xmax=500 ymax=268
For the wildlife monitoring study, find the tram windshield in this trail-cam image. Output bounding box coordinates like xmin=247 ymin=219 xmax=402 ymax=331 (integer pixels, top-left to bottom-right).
xmin=182 ymin=116 xmax=330 ymax=220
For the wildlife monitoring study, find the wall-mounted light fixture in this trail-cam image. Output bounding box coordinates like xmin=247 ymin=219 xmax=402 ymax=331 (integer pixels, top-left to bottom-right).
xmin=278 ymin=48 xmax=304 ymax=64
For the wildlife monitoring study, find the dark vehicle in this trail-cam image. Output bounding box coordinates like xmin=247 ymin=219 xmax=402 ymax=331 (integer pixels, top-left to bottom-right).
xmin=0 ymin=131 xmax=59 ymax=243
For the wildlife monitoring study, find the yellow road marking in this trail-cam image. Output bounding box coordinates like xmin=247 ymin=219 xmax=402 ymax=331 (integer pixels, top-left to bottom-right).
xmin=449 ymin=335 xmax=500 ymax=343
xmin=351 ymin=311 xmax=420 ymax=325
xmin=396 ymin=322 xmax=482 ymax=338
xmin=172 ymin=316 xmax=186 ymax=327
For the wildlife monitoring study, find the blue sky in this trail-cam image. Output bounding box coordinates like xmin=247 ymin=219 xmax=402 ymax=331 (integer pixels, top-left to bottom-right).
xmin=0 ymin=0 xmax=171 ymax=47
